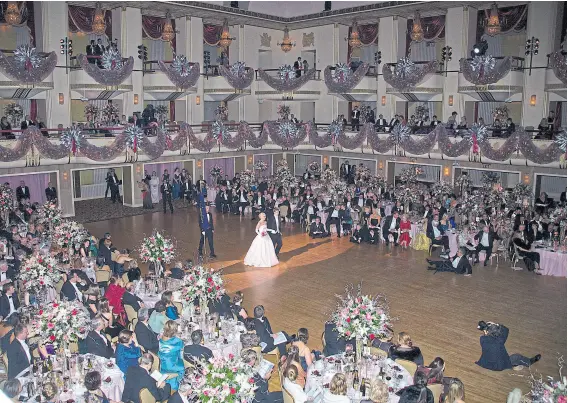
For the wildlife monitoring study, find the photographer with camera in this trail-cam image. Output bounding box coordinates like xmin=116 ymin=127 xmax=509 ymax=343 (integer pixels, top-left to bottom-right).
xmin=475 ymin=321 xmax=541 ymax=371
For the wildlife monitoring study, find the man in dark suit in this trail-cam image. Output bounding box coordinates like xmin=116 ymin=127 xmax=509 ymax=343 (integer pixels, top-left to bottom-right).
xmin=122 ymin=283 xmax=145 ymax=312
xmin=0 ymin=283 xmax=20 ymax=319
xmin=430 ymin=115 xmax=440 ymax=127
xmin=323 ymin=321 xmax=355 ymax=357
xmin=293 ymin=57 xmax=302 ymax=78
xmin=104 ymin=168 xmax=113 ymax=199
xmin=235 ymin=185 xmax=248 ymax=216
xmin=382 ymin=211 xmax=401 ymax=245
xmin=375 ymin=114 xmax=388 ymax=132
xmin=473 ymin=225 xmax=495 ymax=266
xmin=326 ymin=205 xmax=343 ymax=238
xmin=45 ymin=182 xmax=57 ymax=201
xmin=302 ymin=199 xmax=319 ymax=224
xmin=95 ymin=38 xmax=105 ymax=67
xmin=86 ymin=316 xmax=114 ymax=358
xmin=427 ymin=215 xmax=450 ymax=256
xmin=60 ymin=270 xmax=87 ymax=302
xmin=251 ymin=191 xmax=265 ymax=220
xmin=0 ymin=260 xmax=16 ymax=286
xmin=427 ymin=247 xmax=472 ymax=276
xmin=20 ymin=115 xmax=34 ymax=130
xmin=240 ymin=349 xmax=283 ymax=403
xmin=7 ymin=324 xmax=32 ymax=379
xmin=351 ymin=107 xmax=360 ymax=131
xmin=122 ymin=353 xmax=171 ymax=403
xmin=15 ymin=181 xmax=30 ymax=202
xmin=309 ymin=217 xmax=327 ymax=238
xmin=86 ymin=39 xmax=96 ymax=63
xmin=253 ymin=305 xmax=289 ymax=356
xmin=388 ymin=114 xmax=400 ymax=128
xmin=161 ymin=180 xmax=174 ymax=214
xmin=134 ymin=308 xmax=159 ymax=354
xmin=266 ymin=208 xmax=283 ymax=257
xmin=106 ymin=168 xmax=121 ymax=203
xmin=183 ymin=329 xmax=213 ymax=363
xmin=198 ymin=203 xmax=216 ymax=258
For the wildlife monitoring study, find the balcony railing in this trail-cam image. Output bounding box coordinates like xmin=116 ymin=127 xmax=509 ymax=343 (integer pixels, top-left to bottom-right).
xmin=255 ymin=69 xmax=321 ymax=81
xmin=461 ymin=56 xmax=525 ymax=71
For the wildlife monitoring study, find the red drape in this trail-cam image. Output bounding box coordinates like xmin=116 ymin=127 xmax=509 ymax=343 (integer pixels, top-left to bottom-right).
xmin=203 ymin=24 xmax=223 ymax=46
xmin=30 ymin=99 xmax=37 ymax=121
xmin=169 ymin=100 xmax=175 ymax=122
xmin=347 ymin=23 xmax=378 ymax=61
xmin=68 ymin=5 xmax=112 ymax=38
xmin=142 ymin=15 xmax=176 ymax=53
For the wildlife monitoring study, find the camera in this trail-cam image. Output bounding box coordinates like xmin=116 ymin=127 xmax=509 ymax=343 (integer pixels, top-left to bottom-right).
xmin=477 ymin=321 xmax=488 ymax=331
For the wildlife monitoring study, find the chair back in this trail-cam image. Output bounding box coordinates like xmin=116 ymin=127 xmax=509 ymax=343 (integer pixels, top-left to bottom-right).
xmin=282 ymin=382 xmax=295 ymax=403
xmin=149 ymin=351 xmax=160 ymax=373
xmin=249 ymin=346 xmax=262 ymax=363
xmin=121 ymin=273 xmax=130 ymax=285
xmin=139 ymin=388 xmax=156 ymax=403
xmin=369 ymin=347 xmax=388 ymax=358
xmin=95 ymin=270 xmax=111 ymax=284
xmin=173 ymin=301 xmax=183 ymax=315
xmin=55 ymin=279 xmax=64 ymax=297
xmin=279 ymin=205 xmax=289 ymax=218
xmin=427 ymin=384 xmax=443 ymax=403
xmin=395 ymin=358 xmax=417 ymax=377
xmin=124 ymin=304 xmax=138 ymax=325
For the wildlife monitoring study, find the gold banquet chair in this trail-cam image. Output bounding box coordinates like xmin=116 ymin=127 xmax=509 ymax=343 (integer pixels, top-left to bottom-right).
xmin=428 ymin=384 xmax=443 ymax=403
xmin=395 ymin=358 xmax=417 ymax=377
xmin=139 ymin=388 xmax=156 ymax=403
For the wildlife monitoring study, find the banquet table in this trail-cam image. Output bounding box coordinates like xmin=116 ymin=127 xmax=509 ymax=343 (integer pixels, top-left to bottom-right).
xmin=535 ymin=248 xmax=567 ymax=277
xmin=305 ymin=354 xmax=413 ymax=403
xmin=179 ymin=318 xmax=245 ymax=359
xmin=140 ymin=293 xmax=162 ymax=308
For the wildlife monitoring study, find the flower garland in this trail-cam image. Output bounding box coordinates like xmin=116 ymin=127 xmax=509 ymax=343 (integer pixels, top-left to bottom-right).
xmin=4 ymin=102 xmax=23 ymax=126
xmin=60 ymin=127 xmax=84 ymax=156
xmin=13 ymin=45 xmax=41 ymax=72
xmin=308 ymin=161 xmax=321 ymax=173
xmin=125 ymin=126 xmax=144 ymax=153
xmin=36 ymin=201 xmax=62 ymax=226
xmin=19 ymin=255 xmax=62 ymax=292
xmin=155 ymin=105 xmax=169 ymax=122
xmin=327 ymin=120 xmax=342 ymax=145
xmin=31 ymin=301 xmax=90 ymax=348
xmin=277 ymin=104 xmax=290 ymax=120
xmin=101 ymin=103 xmax=119 ymax=123
xmin=84 ymin=104 xmax=99 ymax=123
xmin=185 ymin=355 xmax=257 ymax=403
xmin=389 ymin=123 xmax=412 ymax=146
xmin=138 ymin=230 xmax=176 ymax=264
xmin=53 ymin=220 xmax=88 ymax=249
xmin=212 ymin=121 xmax=229 ymax=144
xmin=179 ymin=265 xmax=225 ymax=303
xmin=332 ymin=284 xmax=392 ymax=341
xmin=278 ymin=64 xmax=296 ymax=81
xmin=171 ymin=54 xmax=192 ymax=77
xmin=209 ymin=165 xmax=224 ymax=181
xmin=253 ymin=160 xmax=268 ymax=172
xmin=555 ymin=131 xmax=567 ymax=154
xmin=277 ymin=121 xmax=298 ymax=142
xmin=101 ymin=48 xmax=124 ymax=70
xmin=0 ymin=185 xmax=14 ymax=213
xmin=229 ymin=61 xmax=247 ymax=77
xmin=332 ymin=63 xmax=352 ymax=83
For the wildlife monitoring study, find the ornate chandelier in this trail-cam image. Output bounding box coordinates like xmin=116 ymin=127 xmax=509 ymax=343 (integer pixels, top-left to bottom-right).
xmin=346 ymin=20 xmax=362 ymax=48
xmin=410 ymin=11 xmax=424 ymax=42
xmin=161 ymin=12 xmax=175 ymax=41
xmin=5 ymin=2 xmax=20 ymax=25
xmin=92 ymin=2 xmax=106 ymax=36
xmin=485 ymin=3 xmax=501 ymax=36
xmin=278 ymin=26 xmax=296 ymax=53
xmin=218 ymin=18 xmax=235 ymax=49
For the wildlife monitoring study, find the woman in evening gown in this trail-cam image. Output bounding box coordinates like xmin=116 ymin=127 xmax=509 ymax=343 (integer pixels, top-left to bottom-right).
xmin=398 ymin=214 xmax=412 ymax=249
xmin=150 ymin=171 xmax=160 ymax=204
xmin=244 ymin=213 xmax=279 ymax=268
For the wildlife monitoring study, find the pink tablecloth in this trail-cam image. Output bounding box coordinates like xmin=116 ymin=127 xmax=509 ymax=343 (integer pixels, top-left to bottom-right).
xmin=448 ymin=232 xmax=458 ymax=256
xmin=537 ymin=250 xmax=567 ymax=277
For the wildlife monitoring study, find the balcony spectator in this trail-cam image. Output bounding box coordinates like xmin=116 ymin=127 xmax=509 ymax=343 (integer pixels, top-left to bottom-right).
xmin=86 ymin=40 xmax=96 ymax=64
xmin=492 ymin=118 xmax=502 ymax=137
xmin=294 ymin=57 xmax=302 ymax=77
xmin=37 ymin=117 xmax=49 ymax=137
xmin=547 ymin=110 xmax=556 ymax=132
xmin=20 ymin=115 xmax=34 ymax=130
xmin=375 ymin=114 xmax=388 ymax=132
xmin=505 ymin=118 xmax=515 ymax=137
xmin=0 ymin=117 xmax=14 ymax=140
xmin=389 ymin=114 xmax=400 ymax=128
xmin=95 ymin=38 xmax=105 ymax=67
xmin=447 ymin=111 xmax=458 ymax=129
xmin=477 ymin=117 xmax=485 ymax=126
xmin=290 ymin=114 xmax=299 ymax=124
xmin=303 ymin=59 xmax=309 ymax=75
xmin=536 ymin=118 xmax=550 ymax=139
xmin=430 ymin=115 xmax=440 ymax=127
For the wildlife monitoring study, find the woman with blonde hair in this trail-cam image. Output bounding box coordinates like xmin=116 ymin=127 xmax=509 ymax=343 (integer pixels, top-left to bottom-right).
xmin=158 ymin=320 xmax=184 ymax=391
xmin=361 ymin=377 xmax=389 ymax=403
xmin=323 ymin=373 xmax=350 ymax=402
xmin=282 ymin=364 xmax=308 ymax=403
xmin=443 ymin=379 xmax=465 ymax=403
xmin=243 ymin=212 xmax=279 ymax=268
xmin=388 ymin=332 xmax=424 ymax=365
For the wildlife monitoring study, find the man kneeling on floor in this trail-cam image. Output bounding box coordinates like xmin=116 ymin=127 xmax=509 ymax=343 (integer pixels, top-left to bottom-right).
xmin=427 ymin=247 xmax=472 ymax=276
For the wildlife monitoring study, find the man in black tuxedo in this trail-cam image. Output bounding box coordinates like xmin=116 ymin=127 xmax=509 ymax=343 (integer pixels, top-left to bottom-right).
xmin=106 ymin=168 xmax=120 ymax=203
xmin=60 ymin=270 xmax=87 ymax=302
xmin=293 ymin=57 xmax=302 ymax=77
xmin=388 ymin=114 xmax=400 ymax=128
xmin=375 ymin=114 xmax=388 ymax=132
xmin=198 ymin=204 xmax=216 ymax=258
xmin=266 ymin=208 xmax=283 ymax=257
xmin=20 ymin=115 xmax=34 ymax=130
xmin=15 ymin=181 xmax=30 ymax=202
xmin=45 ymin=182 xmax=57 ymax=201
xmin=251 ymin=191 xmax=265 ymax=220
xmin=430 ymin=115 xmax=440 ymax=127
xmin=309 ymin=217 xmax=327 ymax=238
xmin=122 ymin=282 xmax=145 ymax=312
xmin=326 ymin=205 xmax=343 ymax=238
xmin=86 ymin=39 xmax=96 ymax=64
xmin=216 ymin=186 xmax=231 ymax=213
xmin=86 ymin=316 xmax=114 ymax=358
xmin=0 ymin=283 xmax=19 ymax=319
xmin=427 ymin=247 xmax=472 ymax=276
xmin=195 ymin=175 xmax=207 ymax=198
xmin=161 ymin=180 xmax=174 ymax=214
xmin=426 ymin=215 xmax=450 ymax=256
xmin=7 ymin=324 xmax=32 ymax=379
xmin=323 ymin=321 xmax=355 ymax=356
xmin=95 ymin=38 xmax=105 ymax=67
xmin=241 ymin=349 xmax=283 ymax=403
xmin=235 ymin=185 xmax=248 ymax=216
xmin=340 ymin=161 xmax=351 ymax=180
xmin=382 ymin=211 xmax=401 ymax=245
xmin=303 ymin=199 xmax=319 ymax=223
xmin=253 ymin=305 xmax=289 ymax=356
xmin=104 ymin=168 xmax=113 ymax=198
xmin=0 ymin=260 xmax=16 ymax=286
xmin=183 ymin=329 xmax=213 ymax=363
xmin=473 ymin=225 xmax=495 ymax=266
xmin=122 ymin=353 xmax=171 ymax=403
xmin=134 ymin=308 xmax=159 ymax=354
xmin=351 ymin=107 xmax=360 ymax=131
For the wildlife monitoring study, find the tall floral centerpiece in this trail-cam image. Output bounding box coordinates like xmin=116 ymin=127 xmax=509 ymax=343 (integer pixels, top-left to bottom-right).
xmin=36 ymin=201 xmax=62 ymax=232
xmin=179 ymin=265 xmax=225 ymax=313
xmin=185 ymin=355 xmax=257 ymax=402
xmin=31 ymin=301 xmax=90 ymax=349
xmin=209 ymin=165 xmax=224 ymax=183
xmin=0 ymin=184 xmax=14 ymax=225
xmin=527 ymin=357 xmax=567 ymax=403
xmin=53 ymin=220 xmax=88 ymax=260
xmin=138 ymin=230 xmax=176 ymax=276
xmin=332 ymin=284 xmax=392 ymax=362
xmin=19 ymin=255 xmax=61 ymax=303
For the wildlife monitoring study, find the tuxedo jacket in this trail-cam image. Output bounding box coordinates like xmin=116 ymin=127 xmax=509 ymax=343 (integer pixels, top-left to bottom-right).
xmin=0 ymin=267 xmax=17 ymax=284
xmin=134 ymin=321 xmax=159 ymax=354
xmin=86 ymin=330 xmax=114 ymax=358
xmin=183 ymin=344 xmax=213 ymax=362
xmin=352 ymin=110 xmax=360 ymax=119
xmin=106 ymin=173 xmax=119 ymax=185
xmin=376 ymin=118 xmax=388 ymax=127
xmin=160 ymin=183 xmax=172 ymax=195
xmin=253 ymin=317 xmax=274 ymax=352
xmin=266 ymin=211 xmax=281 ymax=234
xmin=16 ymin=186 xmax=30 ymax=201
xmin=45 ymin=187 xmax=57 ymax=201
xmin=122 ymin=291 xmax=144 ymax=312
xmin=0 ymin=293 xmax=20 ymax=319
xmin=252 ymin=196 xmax=265 ymax=209
xmin=20 ymin=120 xmax=34 ymax=130
xmin=309 ymin=222 xmax=326 ymax=236
xmin=60 ymin=280 xmax=86 ymax=302
xmin=122 ymin=364 xmax=171 ymax=403
xmin=7 ymin=338 xmax=33 ymax=379
xmin=453 ymin=255 xmax=472 ymax=275
xmin=198 ymin=212 xmax=214 ymax=232
xmin=382 ymin=215 xmax=401 ymax=238
xmin=323 ymin=322 xmax=355 ymax=357
xmin=236 ymin=189 xmax=248 ymax=203
xmin=426 ymin=220 xmax=446 ymax=241
xmin=389 ymin=118 xmax=399 ymax=127
xmin=302 ymin=205 xmax=319 ymax=217
xmin=474 ymin=230 xmax=495 ymax=250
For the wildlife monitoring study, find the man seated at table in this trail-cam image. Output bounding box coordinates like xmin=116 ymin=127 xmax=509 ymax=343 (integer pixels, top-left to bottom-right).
xmin=135 ymin=308 xmax=159 ymax=354
xmin=302 ymin=199 xmax=319 ymax=224
xmin=122 ymin=353 xmax=171 ymax=403
xmin=253 ymin=305 xmax=291 ymax=356
xmin=7 ymin=323 xmax=33 ymax=379
xmin=309 ymin=217 xmax=328 ymax=238
xmin=165 ymin=261 xmax=186 ymax=280
xmin=122 ymin=282 xmax=145 ymax=312
xmin=183 ymin=329 xmax=213 ymax=363
xmin=323 ymin=320 xmax=355 ymax=357
xmin=85 ymin=315 xmax=114 ymax=359
xmin=60 ymin=269 xmax=88 ymax=302
xmin=241 ymin=349 xmax=283 ymax=403
xmin=473 ymin=225 xmax=495 ymax=267
xmin=427 ymin=215 xmax=450 ymax=258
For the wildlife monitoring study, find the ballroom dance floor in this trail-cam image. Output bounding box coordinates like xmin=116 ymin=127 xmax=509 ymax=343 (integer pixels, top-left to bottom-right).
xmin=84 ymin=206 xmax=567 ymax=403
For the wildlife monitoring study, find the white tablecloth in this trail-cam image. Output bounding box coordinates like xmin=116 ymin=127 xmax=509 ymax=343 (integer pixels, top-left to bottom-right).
xmin=204 ymin=339 xmax=243 ymax=359
xmin=536 ymin=248 xmax=567 ymax=277
xmin=140 ymin=294 xmax=162 ymax=308
xmin=305 ymin=355 xmax=413 ymax=403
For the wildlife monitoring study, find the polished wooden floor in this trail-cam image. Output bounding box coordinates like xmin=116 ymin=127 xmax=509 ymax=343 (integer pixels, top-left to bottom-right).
xmin=84 ymin=206 xmax=567 ymax=403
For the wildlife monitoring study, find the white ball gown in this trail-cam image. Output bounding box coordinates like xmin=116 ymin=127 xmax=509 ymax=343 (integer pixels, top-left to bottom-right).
xmin=244 ymin=224 xmax=279 ymax=268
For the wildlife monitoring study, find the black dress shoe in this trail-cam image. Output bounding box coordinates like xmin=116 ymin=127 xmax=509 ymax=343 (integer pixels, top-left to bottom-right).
xmin=530 ymin=354 xmax=542 ymax=364
xmin=484 ymin=260 xmax=488 ymax=267
xmin=210 ymin=254 xmax=217 ymax=258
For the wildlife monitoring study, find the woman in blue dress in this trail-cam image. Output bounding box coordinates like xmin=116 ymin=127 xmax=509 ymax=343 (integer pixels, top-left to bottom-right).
xmin=161 ymin=291 xmax=180 ymax=320
xmin=115 ymin=329 xmax=141 ymax=377
xmin=158 ymin=320 xmax=185 ymax=391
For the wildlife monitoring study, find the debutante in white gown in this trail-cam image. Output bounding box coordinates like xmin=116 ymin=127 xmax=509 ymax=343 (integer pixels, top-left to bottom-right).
xmin=244 ymin=224 xmax=279 ymax=268
xmin=150 ymin=177 xmax=160 ymax=203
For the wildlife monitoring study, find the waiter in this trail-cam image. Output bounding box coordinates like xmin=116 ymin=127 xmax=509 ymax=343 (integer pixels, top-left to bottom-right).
xmin=198 ymin=192 xmax=216 ymax=259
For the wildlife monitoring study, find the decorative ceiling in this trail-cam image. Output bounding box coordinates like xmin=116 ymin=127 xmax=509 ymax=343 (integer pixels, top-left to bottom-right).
xmin=66 ymin=1 xmax=528 ymax=30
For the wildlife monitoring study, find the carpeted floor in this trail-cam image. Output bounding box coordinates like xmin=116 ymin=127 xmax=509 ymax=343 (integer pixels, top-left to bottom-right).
xmin=73 ymin=198 xmax=192 ymax=223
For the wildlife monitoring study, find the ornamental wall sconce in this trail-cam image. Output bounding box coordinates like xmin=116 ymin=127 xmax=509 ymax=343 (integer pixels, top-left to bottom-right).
xmin=378 ymin=161 xmax=384 ymax=170
xmin=58 ymin=93 xmax=64 ymax=105
xmin=63 ymin=172 xmax=68 ymax=181
xmin=381 ymin=96 xmax=386 ymax=106
xmin=530 ymin=94 xmax=537 ymax=106
xmin=133 ymin=94 xmax=139 ymax=105
xmin=196 ymin=96 xmax=201 ymax=105
xmin=323 ymin=156 xmax=329 ymax=165
xmin=197 ymin=160 xmax=202 ymax=168
xmin=247 ymin=156 xmax=253 ymax=164
xmin=523 ymin=173 xmax=530 ymax=184
xmin=443 ymin=166 xmax=450 ymax=177
xmin=448 ymin=95 xmax=453 ymax=106
xmin=136 ymin=165 xmax=141 ymax=174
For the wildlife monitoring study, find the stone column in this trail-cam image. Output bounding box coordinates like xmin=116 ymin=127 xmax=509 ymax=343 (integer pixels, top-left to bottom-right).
xmin=188 ymin=17 xmax=204 ymax=125
xmin=121 ymin=7 xmax=143 ymax=118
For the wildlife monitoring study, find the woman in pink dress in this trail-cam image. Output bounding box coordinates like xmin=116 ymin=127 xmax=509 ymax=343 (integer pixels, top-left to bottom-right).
xmin=398 ymin=214 xmax=412 ymax=249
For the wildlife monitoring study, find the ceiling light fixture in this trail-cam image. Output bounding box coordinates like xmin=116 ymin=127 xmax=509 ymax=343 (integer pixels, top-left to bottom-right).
xmin=161 ymin=12 xmax=175 ymax=41
xmin=278 ymin=26 xmax=296 ymax=53
xmin=92 ymin=2 xmax=107 ymax=36
xmin=4 ymin=2 xmax=20 ymax=25
xmin=218 ymin=18 xmax=235 ymax=49
xmin=485 ymin=3 xmax=501 ymax=36
xmin=410 ymin=11 xmax=424 ymax=42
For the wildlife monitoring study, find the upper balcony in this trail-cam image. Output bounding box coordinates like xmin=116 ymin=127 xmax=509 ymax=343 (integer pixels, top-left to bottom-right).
xmin=458 ymin=57 xmax=525 ymax=102
xmin=142 ymin=60 xmax=197 ymax=101
xmin=0 ymin=49 xmax=54 ymax=99
xmin=327 ymin=64 xmax=378 ymax=102
xmin=255 ymin=68 xmax=322 ymax=101
xmin=201 ymin=65 xmax=251 ymax=102
xmin=384 ymin=61 xmax=444 ymax=102
xmin=69 ymin=55 xmax=132 ymax=100
xmin=545 ymin=52 xmax=567 ymax=101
